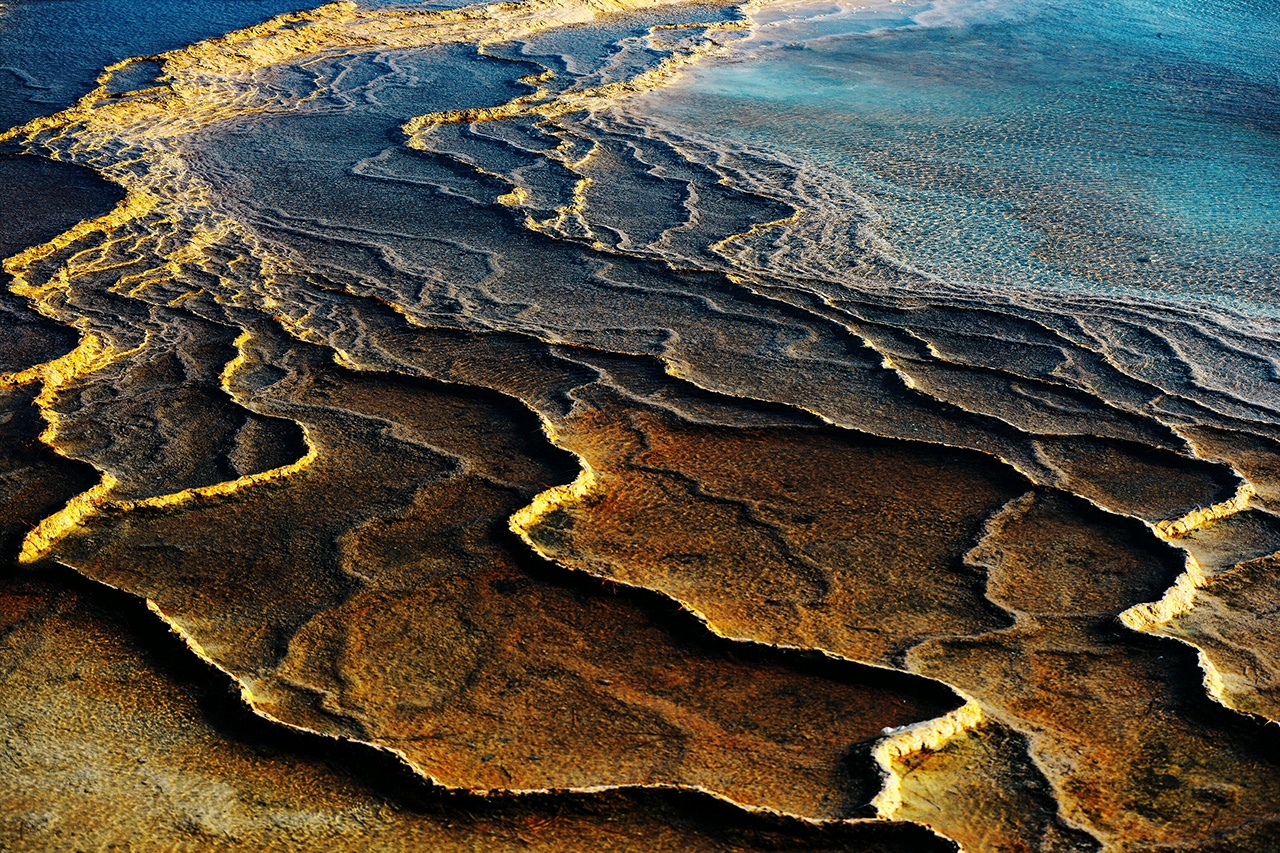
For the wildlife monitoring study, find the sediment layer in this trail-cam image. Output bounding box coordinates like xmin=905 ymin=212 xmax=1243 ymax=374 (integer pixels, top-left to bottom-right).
xmin=3 ymin=0 xmax=1280 ymax=849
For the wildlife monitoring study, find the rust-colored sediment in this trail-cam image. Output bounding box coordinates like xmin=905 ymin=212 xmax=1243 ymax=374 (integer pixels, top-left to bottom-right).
xmin=3 ymin=0 xmax=1280 ymax=847
xmin=906 ymin=491 xmax=1280 ymax=848
xmin=0 ymin=569 xmax=949 ymax=852
xmin=514 ymin=393 xmax=1280 ymax=848
xmin=41 ymin=327 xmax=955 ymax=822
xmin=514 ymin=386 xmax=1029 ymax=667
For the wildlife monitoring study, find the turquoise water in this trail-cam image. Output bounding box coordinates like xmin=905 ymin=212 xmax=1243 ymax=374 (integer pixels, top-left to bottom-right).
xmin=646 ymin=0 xmax=1280 ymax=310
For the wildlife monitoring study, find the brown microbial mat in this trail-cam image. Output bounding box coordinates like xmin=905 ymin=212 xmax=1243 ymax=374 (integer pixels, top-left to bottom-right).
xmin=3 ymin=0 xmax=1280 ymax=850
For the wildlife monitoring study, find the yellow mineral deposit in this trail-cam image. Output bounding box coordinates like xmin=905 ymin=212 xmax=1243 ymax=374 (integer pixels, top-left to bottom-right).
xmin=1158 ymin=551 xmax=1280 ymax=722
xmin=3 ymin=0 xmax=1280 ymax=849
xmin=1153 ymin=482 xmax=1258 ymax=540
xmin=402 ymin=18 xmax=745 ymax=135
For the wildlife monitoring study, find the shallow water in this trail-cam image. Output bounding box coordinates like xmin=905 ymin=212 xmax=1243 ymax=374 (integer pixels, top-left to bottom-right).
xmin=646 ymin=0 xmax=1280 ymax=306
xmin=2 ymin=0 xmax=1280 ymax=849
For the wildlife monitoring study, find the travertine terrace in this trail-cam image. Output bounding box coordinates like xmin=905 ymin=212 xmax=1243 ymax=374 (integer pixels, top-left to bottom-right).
xmin=3 ymin=0 xmax=1280 ymax=849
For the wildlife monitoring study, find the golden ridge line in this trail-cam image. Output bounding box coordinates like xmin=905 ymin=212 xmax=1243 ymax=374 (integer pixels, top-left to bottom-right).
xmin=1128 ymin=429 xmax=1280 ymax=722
xmin=528 ymin=134 xmax=601 ymax=237
xmin=1118 ymin=552 xmax=1258 ymax=728
xmin=507 ymin=420 xmax=984 ymax=825
xmin=3 ymin=190 xmax=160 ymax=298
xmin=1152 ymin=480 xmax=1256 ymax=540
xmin=1110 ymin=477 xmax=1257 ymax=708
xmin=16 ymin=331 xmax=319 ymax=564
xmin=709 ymin=210 xmax=803 ymax=260
xmin=495 ymin=184 xmax=531 ymax=207
xmin=1120 ymin=553 xmax=1209 ymax=636
xmin=1119 ymin=476 xmax=1261 ymax=720
xmin=19 ymin=479 xmax=121 ymax=566
xmin=401 ymin=10 xmax=752 ymax=138
xmin=0 ymin=333 xmax=115 ymax=390
xmin=14 ymin=331 xmax=136 ymax=563
xmin=868 ymin=700 xmax=985 ymax=820
xmin=543 ymin=175 xmax=595 ymax=236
